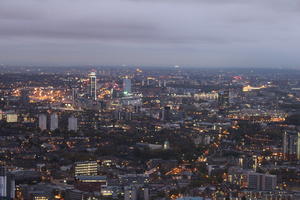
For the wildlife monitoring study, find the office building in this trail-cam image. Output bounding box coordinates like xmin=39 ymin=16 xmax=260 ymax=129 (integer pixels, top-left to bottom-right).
xmin=38 ymin=114 xmax=47 ymax=131
xmin=218 ymin=90 xmax=230 ymax=108
xmin=72 ymin=88 xmax=78 ymax=107
xmin=124 ymin=186 xmax=149 ymax=200
xmin=228 ymin=167 xmax=277 ymax=191
xmin=283 ymin=131 xmax=300 ymax=160
xmin=247 ymin=172 xmax=277 ymax=191
xmin=89 ymin=72 xmax=97 ymax=101
xmin=123 ymin=77 xmax=132 ymax=95
xmin=68 ymin=116 xmax=78 ymax=132
xmin=50 ymin=113 xmax=58 ymax=131
xmin=0 ymin=166 xmax=15 ymax=200
xmin=75 ymin=175 xmax=107 ymax=192
xmin=74 ymin=161 xmax=98 ymax=176
xmin=6 ymin=113 xmax=18 ymax=123
xmin=20 ymin=89 xmax=30 ymax=106
xmin=161 ymin=106 xmax=171 ymax=121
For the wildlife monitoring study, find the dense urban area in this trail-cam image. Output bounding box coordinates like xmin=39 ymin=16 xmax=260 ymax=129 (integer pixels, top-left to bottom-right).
xmin=0 ymin=66 xmax=300 ymax=200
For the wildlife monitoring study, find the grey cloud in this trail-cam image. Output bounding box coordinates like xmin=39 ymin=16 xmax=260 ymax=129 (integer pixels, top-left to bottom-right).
xmin=0 ymin=0 xmax=299 ymax=67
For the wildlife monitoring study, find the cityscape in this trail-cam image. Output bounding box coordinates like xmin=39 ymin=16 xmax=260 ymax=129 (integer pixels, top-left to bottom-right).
xmin=0 ymin=66 xmax=300 ymax=200
xmin=1 ymin=0 xmax=300 ymax=200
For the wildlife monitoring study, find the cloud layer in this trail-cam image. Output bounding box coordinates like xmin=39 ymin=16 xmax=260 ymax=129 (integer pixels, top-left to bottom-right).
xmin=0 ymin=0 xmax=299 ymax=67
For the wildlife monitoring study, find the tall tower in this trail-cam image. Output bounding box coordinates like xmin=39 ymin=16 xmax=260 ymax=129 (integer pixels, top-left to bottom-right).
xmin=72 ymin=87 xmax=78 ymax=107
xmin=283 ymin=131 xmax=300 ymax=160
xmin=218 ymin=90 xmax=230 ymax=108
xmin=123 ymin=77 xmax=132 ymax=95
xmin=50 ymin=113 xmax=58 ymax=131
xmin=0 ymin=166 xmax=15 ymax=199
xmin=68 ymin=116 xmax=78 ymax=132
xmin=89 ymin=72 xmax=97 ymax=101
xmin=38 ymin=114 xmax=47 ymax=131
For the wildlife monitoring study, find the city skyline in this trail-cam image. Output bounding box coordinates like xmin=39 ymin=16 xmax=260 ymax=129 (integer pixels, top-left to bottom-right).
xmin=1 ymin=66 xmax=300 ymax=199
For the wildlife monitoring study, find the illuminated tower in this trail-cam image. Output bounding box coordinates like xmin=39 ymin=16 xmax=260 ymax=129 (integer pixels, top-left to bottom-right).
xmin=123 ymin=77 xmax=132 ymax=95
xmin=89 ymin=72 xmax=97 ymax=100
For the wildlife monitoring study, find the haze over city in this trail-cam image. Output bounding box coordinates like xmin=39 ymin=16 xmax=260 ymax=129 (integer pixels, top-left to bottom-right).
xmin=1 ymin=0 xmax=300 ymax=67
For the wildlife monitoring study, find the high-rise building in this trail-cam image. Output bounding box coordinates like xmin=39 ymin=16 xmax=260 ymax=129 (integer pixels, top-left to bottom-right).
xmin=283 ymin=131 xmax=300 ymax=160
xmin=20 ymin=89 xmax=30 ymax=106
xmin=163 ymin=80 xmax=167 ymax=87
xmin=161 ymin=106 xmax=171 ymax=121
xmin=123 ymin=77 xmax=132 ymax=95
xmin=38 ymin=114 xmax=47 ymax=131
xmin=50 ymin=113 xmax=58 ymax=131
xmin=75 ymin=161 xmax=98 ymax=176
xmin=247 ymin=172 xmax=277 ymax=191
xmin=72 ymin=88 xmax=78 ymax=107
xmin=218 ymin=90 xmax=230 ymax=108
xmin=0 ymin=166 xmax=15 ymax=200
xmin=68 ymin=116 xmax=78 ymax=132
xmin=89 ymin=72 xmax=97 ymax=101
xmin=228 ymin=167 xmax=277 ymax=191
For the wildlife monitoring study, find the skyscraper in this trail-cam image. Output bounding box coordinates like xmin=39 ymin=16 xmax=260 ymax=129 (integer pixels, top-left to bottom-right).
xmin=0 ymin=166 xmax=15 ymax=200
xmin=89 ymin=72 xmax=97 ymax=101
xmin=38 ymin=114 xmax=47 ymax=131
xmin=50 ymin=113 xmax=58 ymax=131
xmin=68 ymin=116 xmax=78 ymax=132
xmin=72 ymin=87 xmax=78 ymax=107
xmin=123 ymin=77 xmax=132 ymax=95
xmin=218 ymin=90 xmax=230 ymax=108
xmin=20 ymin=89 xmax=30 ymax=106
xmin=283 ymin=131 xmax=300 ymax=160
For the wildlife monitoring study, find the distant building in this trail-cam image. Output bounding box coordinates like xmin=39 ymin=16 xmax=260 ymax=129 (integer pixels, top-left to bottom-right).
xmin=194 ymin=92 xmax=218 ymax=101
xmin=121 ymin=96 xmax=142 ymax=106
xmin=6 ymin=113 xmax=18 ymax=123
xmin=119 ymin=174 xmax=149 ymax=186
xmin=38 ymin=114 xmax=47 ymax=131
xmin=218 ymin=90 xmax=230 ymax=108
xmin=124 ymin=186 xmax=149 ymax=200
xmin=89 ymin=72 xmax=97 ymax=101
xmin=20 ymin=89 xmax=30 ymax=106
xmin=161 ymin=106 xmax=171 ymax=121
xmin=228 ymin=167 xmax=277 ymax=191
xmin=72 ymin=88 xmax=78 ymax=106
xmin=50 ymin=113 xmax=58 ymax=131
xmin=123 ymin=77 xmax=132 ymax=95
xmin=247 ymin=172 xmax=277 ymax=191
xmin=283 ymin=131 xmax=300 ymax=160
xmin=75 ymin=175 xmax=107 ymax=192
xmin=101 ymin=186 xmax=122 ymax=199
xmin=163 ymin=141 xmax=170 ymax=150
xmin=75 ymin=161 xmax=98 ymax=176
xmin=0 ymin=166 xmax=15 ymax=200
xmin=68 ymin=116 xmax=78 ymax=132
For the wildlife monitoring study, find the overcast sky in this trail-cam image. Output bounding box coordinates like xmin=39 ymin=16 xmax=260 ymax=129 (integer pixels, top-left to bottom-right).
xmin=0 ymin=0 xmax=299 ymax=67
